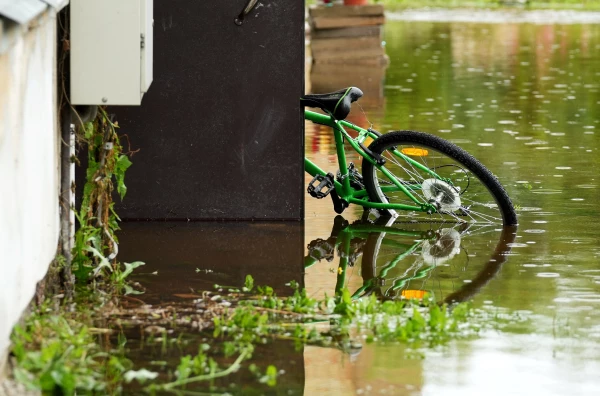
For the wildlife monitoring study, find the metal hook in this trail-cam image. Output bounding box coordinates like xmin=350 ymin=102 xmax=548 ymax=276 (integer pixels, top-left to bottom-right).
xmin=234 ymin=0 xmax=259 ymax=26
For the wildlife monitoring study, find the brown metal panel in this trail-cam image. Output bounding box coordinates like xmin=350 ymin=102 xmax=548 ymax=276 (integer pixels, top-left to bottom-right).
xmin=112 ymin=0 xmax=305 ymax=220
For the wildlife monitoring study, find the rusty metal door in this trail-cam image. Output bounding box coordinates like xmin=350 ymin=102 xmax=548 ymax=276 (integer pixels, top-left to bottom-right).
xmin=112 ymin=0 xmax=305 ymax=220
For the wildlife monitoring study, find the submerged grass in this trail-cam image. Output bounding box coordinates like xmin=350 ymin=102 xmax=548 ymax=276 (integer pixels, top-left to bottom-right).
xmin=9 ymin=275 xmax=525 ymax=394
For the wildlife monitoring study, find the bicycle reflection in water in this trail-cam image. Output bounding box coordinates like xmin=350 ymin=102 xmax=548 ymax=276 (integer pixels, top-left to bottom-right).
xmin=305 ymin=215 xmax=517 ymax=304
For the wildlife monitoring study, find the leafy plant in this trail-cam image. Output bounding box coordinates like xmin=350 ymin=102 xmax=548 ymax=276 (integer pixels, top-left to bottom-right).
xmin=12 ymin=273 xmax=526 ymax=394
xmin=250 ymin=364 xmax=278 ymax=387
xmin=243 ymin=274 xmax=255 ymax=292
xmin=11 ymin=306 xmax=131 ymax=395
xmin=72 ymin=108 xmax=134 ymax=284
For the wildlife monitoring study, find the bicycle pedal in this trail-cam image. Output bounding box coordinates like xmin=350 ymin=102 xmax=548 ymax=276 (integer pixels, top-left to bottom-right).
xmin=308 ymin=173 xmax=335 ymax=199
xmin=307 ymin=238 xmax=335 ymax=262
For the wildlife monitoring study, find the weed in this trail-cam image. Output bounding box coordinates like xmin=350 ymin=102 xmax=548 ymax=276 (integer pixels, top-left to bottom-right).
xmin=243 ymin=274 xmax=255 ymax=292
xmin=148 ymin=275 xmax=493 ymax=393
xmin=249 ymin=364 xmax=278 ymax=387
xmin=11 ymin=304 xmax=131 ymax=395
xmin=11 ymin=274 xmax=527 ymax=394
xmin=72 ymin=108 xmax=136 ymax=286
xmin=146 ymin=346 xmax=253 ymax=393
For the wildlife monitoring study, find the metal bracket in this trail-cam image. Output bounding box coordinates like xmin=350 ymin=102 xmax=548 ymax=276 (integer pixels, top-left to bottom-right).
xmin=367 ymin=128 xmax=382 ymax=138
xmin=359 ymin=141 xmax=386 ymax=166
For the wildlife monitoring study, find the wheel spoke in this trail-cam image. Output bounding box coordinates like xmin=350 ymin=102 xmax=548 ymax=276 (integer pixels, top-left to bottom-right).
xmin=362 ymin=132 xmax=515 ymax=226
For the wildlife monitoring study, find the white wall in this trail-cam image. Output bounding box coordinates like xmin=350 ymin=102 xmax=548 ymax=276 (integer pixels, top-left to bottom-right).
xmin=0 ymin=10 xmax=60 ymax=371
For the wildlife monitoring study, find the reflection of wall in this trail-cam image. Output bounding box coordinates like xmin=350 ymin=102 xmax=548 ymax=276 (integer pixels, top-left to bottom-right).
xmin=307 ymin=4 xmax=388 ymax=109
xmin=308 ymin=5 xmax=386 ymax=64
xmin=304 ymin=343 xmax=424 ymax=395
xmin=304 ymin=347 xmax=356 ymax=395
xmin=354 ymin=343 xmax=424 ymax=394
xmin=311 ymin=62 xmax=387 ymax=109
xmin=450 ymin=24 xmax=520 ymax=72
xmin=118 ymin=221 xmax=305 ymax=301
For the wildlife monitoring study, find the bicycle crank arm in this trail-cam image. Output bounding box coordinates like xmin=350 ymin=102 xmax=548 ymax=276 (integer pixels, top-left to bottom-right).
xmin=330 ymin=190 xmax=349 ymax=214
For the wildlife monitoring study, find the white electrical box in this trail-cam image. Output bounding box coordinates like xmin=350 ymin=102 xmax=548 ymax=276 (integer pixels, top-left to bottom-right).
xmin=70 ymin=0 xmax=153 ymax=105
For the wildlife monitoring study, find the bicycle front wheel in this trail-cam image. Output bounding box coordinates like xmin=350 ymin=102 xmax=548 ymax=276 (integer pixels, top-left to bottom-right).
xmin=362 ymin=131 xmax=518 ymax=226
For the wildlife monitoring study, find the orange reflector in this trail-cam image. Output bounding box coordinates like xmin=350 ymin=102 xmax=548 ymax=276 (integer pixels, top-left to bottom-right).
xmin=401 ymin=290 xmax=427 ymax=299
xmin=401 ymin=148 xmax=429 ymax=156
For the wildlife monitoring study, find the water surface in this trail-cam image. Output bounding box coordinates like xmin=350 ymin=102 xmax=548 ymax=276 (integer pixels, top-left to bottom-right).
xmin=305 ymin=18 xmax=600 ymax=395
xmin=119 ymin=17 xmax=600 ymax=395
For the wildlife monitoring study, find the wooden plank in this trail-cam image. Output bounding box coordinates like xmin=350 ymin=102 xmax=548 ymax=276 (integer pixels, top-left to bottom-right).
xmin=311 ymin=36 xmax=382 ymax=53
xmin=309 ymin=4 xmax=385 ymax=18
xmin=312 ymin=15 xmax=385 ymax=30
xmin=311 ymin=25 xmax=382 ymax=40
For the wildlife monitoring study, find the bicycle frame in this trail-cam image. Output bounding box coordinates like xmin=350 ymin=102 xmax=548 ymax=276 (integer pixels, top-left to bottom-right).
xmin=304 ymin=110 xmax=445 ymax=213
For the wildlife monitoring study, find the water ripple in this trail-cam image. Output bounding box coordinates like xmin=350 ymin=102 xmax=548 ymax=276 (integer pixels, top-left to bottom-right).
xmin=536 ymin=272 xmax=560 ymax=278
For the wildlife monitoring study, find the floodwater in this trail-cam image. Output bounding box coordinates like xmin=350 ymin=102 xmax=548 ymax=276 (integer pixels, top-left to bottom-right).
xmin=120 ymin=17 xmax=600 ymax=395
xmin=305 ymin=18 xmax=600 ymax=395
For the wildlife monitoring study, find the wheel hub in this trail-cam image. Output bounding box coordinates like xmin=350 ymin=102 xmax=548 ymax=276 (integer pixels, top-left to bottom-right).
xmin=422 ymin=228 xmax=461 ymax=265
xmin=422 ymin=179 xmax=461 ymax=212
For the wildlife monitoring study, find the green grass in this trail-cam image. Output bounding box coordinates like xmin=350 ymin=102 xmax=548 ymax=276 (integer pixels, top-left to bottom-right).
xmin=10 ymin=303 xmax=131 ymax=395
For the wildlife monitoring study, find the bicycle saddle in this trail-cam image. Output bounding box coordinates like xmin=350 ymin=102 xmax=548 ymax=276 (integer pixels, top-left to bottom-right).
xmin=301 ymin=87 xmax=363 ymax=120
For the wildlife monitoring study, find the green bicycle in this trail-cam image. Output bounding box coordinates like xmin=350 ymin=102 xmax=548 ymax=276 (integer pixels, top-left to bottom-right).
xmin=301 ymin=87 xmax=518 ymax=226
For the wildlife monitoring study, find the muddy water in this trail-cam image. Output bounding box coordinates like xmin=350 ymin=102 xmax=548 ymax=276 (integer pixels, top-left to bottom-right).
xmin=304 ymin=20 xmax=600 ymax=395
xmin=119 ymin=18 xmax=600 ymax=395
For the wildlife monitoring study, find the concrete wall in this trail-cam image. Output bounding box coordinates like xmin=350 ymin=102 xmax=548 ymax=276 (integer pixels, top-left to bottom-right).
xmin=0 ymin=10 xmax=60 ymax=372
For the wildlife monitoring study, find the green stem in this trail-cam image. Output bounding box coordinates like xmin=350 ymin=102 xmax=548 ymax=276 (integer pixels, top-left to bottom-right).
xmin=152 ymin=349 xmax=250 ymax=391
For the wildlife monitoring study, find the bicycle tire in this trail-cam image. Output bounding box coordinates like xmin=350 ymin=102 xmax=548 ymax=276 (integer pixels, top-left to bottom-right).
xmin=362 ymin=131 xmax=518 ymax=226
